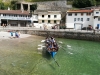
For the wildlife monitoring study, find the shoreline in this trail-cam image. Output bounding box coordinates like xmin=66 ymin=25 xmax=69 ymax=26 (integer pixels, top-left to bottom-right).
xmin=0 ymin=31 xmax=31 ymax=39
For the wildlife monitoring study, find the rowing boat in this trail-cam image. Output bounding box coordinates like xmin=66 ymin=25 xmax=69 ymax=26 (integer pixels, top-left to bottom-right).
xmin=45 ymin=38 xmax=59 ymax=58
xmin=48 ymin=51 xmax=57 ymax=58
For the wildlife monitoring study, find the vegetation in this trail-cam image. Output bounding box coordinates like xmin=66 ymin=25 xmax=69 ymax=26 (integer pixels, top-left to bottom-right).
xmin=72 ymin=0 xmax=96 ymax=8
xmin=0 ymin=0 xmax=100 ymax=10
xmin=30 ymin=4 xmax=37 ymax=11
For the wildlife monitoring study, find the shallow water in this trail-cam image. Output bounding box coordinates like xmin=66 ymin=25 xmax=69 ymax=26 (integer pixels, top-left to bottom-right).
xmin=0 ymin=35 xmax=100 ymax=75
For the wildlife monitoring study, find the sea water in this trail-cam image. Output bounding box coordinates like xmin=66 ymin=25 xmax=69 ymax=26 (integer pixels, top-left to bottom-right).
xmin=0 ymin=35 xmax=100 ymax=75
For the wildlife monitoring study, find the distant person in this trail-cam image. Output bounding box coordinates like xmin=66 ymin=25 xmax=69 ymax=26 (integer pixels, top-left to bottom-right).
xmin=15 ymin=31 xmax=19 ymax=38
xmin=4 ymin=24 xmax=6 ymax=27
xmin=2 ymin=23 xmax=4 ymax=29
xmin=10 ymin=31 xmax=13 ymax=38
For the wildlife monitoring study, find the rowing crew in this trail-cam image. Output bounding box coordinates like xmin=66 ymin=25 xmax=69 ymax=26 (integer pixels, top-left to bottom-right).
xmin=45 ymin=37 xmax=59 ymax=52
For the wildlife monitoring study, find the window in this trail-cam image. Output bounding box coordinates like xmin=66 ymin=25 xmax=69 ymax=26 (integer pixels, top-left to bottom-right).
xmin=33 ymin=21 xmax=38 ymax=23
xmin=87 ymin=18 xmax=90 ymax=21
xmin=3 ymin=14 xmax=6 ymax=16
xmin=54 ymin=15 xmax=57 ymax=18
xmin=87 ymin=13 xmax=91 ymax=16
xmin=81 ymin=18 xmax=83 ymax=21
xmin=68 ymin=13 xmax=72 ymax=16
xmin=48 ymin=20 xmax=50 ymax=23
xmin=88 ymin=13 xmax=91 ymax=15
xmin=42 ymin=15 xmax=44 ymax=18
xmin=96 ymin=12 xmax=99 ymax=14
xmin=74 ymin=18 xmax=76 ymax=21
xmin=78 ymin=18 xmax=80 ymax=21
xmin=75 ymin=13 xmax=77 ymax=16
xmin=42 ymin=20 xmax=44 ymax=23
xmin=54 ymin=20 xmax=56 ymax=23
xmin=98 ymin=18 xmax=100 ymax=21
xmin=48 ymin=15 xmax=50 ymax=18
xmin=81 ymin=13 xmax=83 ymax=16
xmin=86 ymin=13 xmax=88 ymax=16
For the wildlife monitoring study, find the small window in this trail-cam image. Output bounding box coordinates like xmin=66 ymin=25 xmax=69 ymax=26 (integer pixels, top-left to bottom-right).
xmin=88 ymin=13 xmax=91 ymax=15
xmin=42 ymin=15 xmax=44 ymax=18
xmin=86 ymin=13 xmax=88 ymax=16
xmin=75 ymin=13 xmax=77 ymax=16
xmin=68 ymin=13 xmax=72 ymax=16
xmin=81 ymin=18 xmax=83 ymax=21
xmin=33 ymin=21 xmax=38 ymax=23
xmin=48 ymin=15 xmax=50 ymax=18
xmin=78 ymin=18 xmax=80 ymax=21
xmin=81 ymin=13 xmax=83 ymax=16
xmin=54 ymin=15 xmax=57 ymax=18
xmin=98 ymin=18 xmax=100 ymax=21
xmin=48 ymin=20 xmax=50 ymax=23
xmin=96 ymin=12 xmax=99 ymax=14
xmin=42 ymin=20 xmax=44 ymax=23
xmin=54 ymin=20 xmax=56 ymax=23
xmin=74 ymin=18 xmax=76 ymax=21
xmin=87 ymin=18 xmax=90 ymax=21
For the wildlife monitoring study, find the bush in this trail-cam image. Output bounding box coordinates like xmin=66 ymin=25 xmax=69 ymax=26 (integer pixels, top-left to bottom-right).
xmin=59 ymin=26 xmax=66 ymax=29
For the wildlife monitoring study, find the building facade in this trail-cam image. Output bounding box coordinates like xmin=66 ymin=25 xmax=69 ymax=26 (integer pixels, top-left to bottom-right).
xmin=0 ymin=10 xmax=33 ymax=27
xmin=36 ymin=10 xmax=61 ymax=29
xmin=0 ymin=10 xmax=38 ymax=27
xmin=66 ymin=10 xmax=93 ymax=30
xmin=93 ymin=9 xmax=100 ymax=29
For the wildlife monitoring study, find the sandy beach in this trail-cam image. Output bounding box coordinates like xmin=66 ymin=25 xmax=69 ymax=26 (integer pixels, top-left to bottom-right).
xmin=0 ymin=31 xmax=31 ymax=39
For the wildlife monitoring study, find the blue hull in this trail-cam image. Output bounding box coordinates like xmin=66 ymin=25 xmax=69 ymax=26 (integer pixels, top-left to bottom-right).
xmin=49 ymin=51 xmax=57 ymax=58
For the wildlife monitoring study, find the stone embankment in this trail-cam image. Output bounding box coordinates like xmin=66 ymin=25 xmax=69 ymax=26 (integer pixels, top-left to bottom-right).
xmin=1 ymin=27 xmax=100 ymax=41
xmin=19 ymin=29 xmax=100 ymax=42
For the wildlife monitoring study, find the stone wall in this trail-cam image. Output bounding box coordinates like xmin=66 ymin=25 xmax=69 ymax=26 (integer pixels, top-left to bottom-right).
xmin=19 ymin=0 xmax=67 ymax=11
xmin=18 ymin=30 xmax=100 ymax=42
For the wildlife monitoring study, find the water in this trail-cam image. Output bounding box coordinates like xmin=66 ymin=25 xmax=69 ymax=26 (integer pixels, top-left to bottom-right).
xmin=0 ymin=35 xmax=100 ymax=75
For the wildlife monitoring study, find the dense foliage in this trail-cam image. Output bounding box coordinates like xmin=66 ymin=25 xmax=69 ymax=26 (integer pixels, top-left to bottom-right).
xmin=0 ymin=2 xmax=5 ymax=9
xmin=0 ymin=0 xmax=100 ymax=10
xmin=30 ymin=4 xmax=37 ymax=11
xmin=72 ymin=0 xmax=96 ymax=8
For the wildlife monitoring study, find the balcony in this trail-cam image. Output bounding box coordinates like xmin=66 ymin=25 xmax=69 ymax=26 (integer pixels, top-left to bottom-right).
xmin=0 ymin=16 xmax=31 ymax=21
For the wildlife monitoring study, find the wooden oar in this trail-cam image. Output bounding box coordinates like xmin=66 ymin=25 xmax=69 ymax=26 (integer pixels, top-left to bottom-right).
xmin=53 ymin=57 xmax=60 ymax=67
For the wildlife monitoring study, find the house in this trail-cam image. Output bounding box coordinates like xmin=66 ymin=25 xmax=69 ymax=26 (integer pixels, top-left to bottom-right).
xmin=34 ymin=10 xmax=61 ymax=29
xmin=66 ymin=10 xmax=93 ymax=30
xmin=93 ymin=8 xmax=100 ymax=29
xmin=0 ymin=10 xmax=37 ymax=27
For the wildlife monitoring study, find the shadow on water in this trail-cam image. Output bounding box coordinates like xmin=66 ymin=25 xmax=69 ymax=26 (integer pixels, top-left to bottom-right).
xmin=42 ymin=47 xmax=51 ymax=60
xmin=42 ymin=47 xmax=57 ymax=69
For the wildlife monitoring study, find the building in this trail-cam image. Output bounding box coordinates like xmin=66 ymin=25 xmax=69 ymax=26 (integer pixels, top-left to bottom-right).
xmin=93 ymin=8 xmax=100 ymax=29
xmin=66 ymin=10 xmax=93 ymax=30
xmin=35 ymin=10 xmax=61 ymax=29
xmin=0 ymin=10 xmax=38 ymax=27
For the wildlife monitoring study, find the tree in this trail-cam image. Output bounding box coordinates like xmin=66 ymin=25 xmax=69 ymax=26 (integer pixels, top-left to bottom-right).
xmin=30 ymin=4 xmax=37 ymax=12
xmin=10 ymin=0 xmax=18 ymax=10
xmin=73 ymin=0 xmax=96 ymax=8
xmin=0 ymin=2 xmax=5 ymax=10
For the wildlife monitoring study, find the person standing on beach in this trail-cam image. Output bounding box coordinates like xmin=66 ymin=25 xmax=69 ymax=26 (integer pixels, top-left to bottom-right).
xmin=15 ymin=31 xmax=18 ymax=38
xmin=10 ymin=31 xmax=13 ymax=38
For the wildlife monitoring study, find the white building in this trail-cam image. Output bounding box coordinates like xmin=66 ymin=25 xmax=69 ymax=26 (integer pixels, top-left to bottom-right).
xmin=66 ymin=10 xmax=93 ymax=30
xmin=36 ymin=10 xmax=61 ymax=29
xmin=0 ymin=10 xmax=38 ymax=27
xmin=93 ymin=9 xmax=100 ymax=29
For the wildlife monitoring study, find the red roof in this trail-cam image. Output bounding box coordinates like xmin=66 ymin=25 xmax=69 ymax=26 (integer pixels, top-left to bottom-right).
xmin=67 ymin=10 xmax=93 ymax=13
xmin=0 ymin=10 xmax=30 ymax=15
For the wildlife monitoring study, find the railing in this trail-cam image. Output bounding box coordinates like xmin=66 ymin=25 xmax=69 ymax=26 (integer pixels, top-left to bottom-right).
xmin=0 ymin=16 xmax=31 ymax=20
